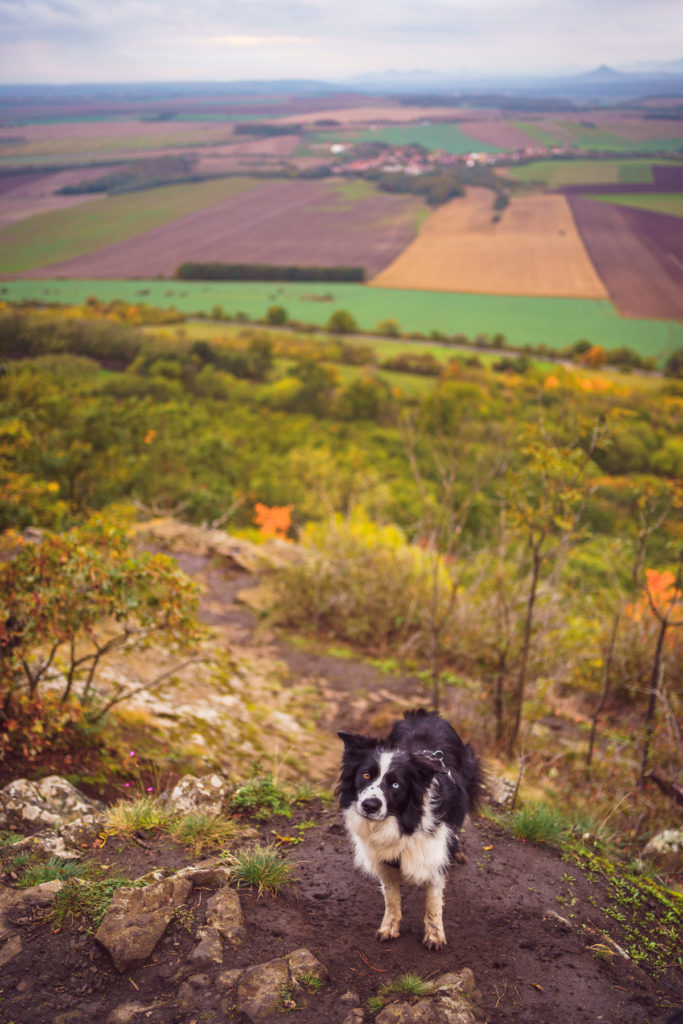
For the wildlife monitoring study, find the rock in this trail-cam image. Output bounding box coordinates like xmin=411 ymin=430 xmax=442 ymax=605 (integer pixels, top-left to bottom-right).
xmin=0 ymin=776 xmax=102 ymax=829
xmin=287 ymin=947 xmax=329 ymax=988
xmin=105 ymin=1002 xmax=151 ymax=1024
xmin=191 ymin=925 xmax=223 ymax=964
xmin=95 ymin=875 xmax=192 ymax=972
xmin=543 ymin=908 xmax=572 ymax=931
xmin=434 ymin=968 xmax=480 ymax=1001
xmin=216 ymin=968 xmax=244 ymax=989
xmin=205 ymin=886 xmax=245 ymax=945
xmin=0 ymin=933 xmax=22 ymax=967
xmin=60 ymin=813 xmax=103 ymax=848
xmin=54 ymin=1012 xmax=92 ymax=1024
xmin=641 ymin=828 xmax=683 ymax=873
xmin=376 ymin=1001 xmax=435 ymax=1024
xmin=10 ymin=830 xmax=82 ymax=861
xmin=237 ymin=957 xmax=291 ymax=1023
xmin=480 ymin=769 xmax=516 ymax=809
xmin=0 ymin=879 xmax=63 ymax=931
xmin=374 ymin=970 xmax=483 ymax=1024
xmin=175 ymin=859 xmax=232 ymax=888
xmin=341 ymin=1011 xmax=365 ymax=1024
xmin=163 ymin=773 xmax=231 ymax=817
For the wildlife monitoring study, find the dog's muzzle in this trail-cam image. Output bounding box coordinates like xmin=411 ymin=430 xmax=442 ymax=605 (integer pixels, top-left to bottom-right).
xmin=358 ymin=796 xmax=384 ymax=819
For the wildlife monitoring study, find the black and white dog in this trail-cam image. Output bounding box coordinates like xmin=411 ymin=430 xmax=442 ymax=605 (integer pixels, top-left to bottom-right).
xmin=337 ymin=709 xmax=480 ymax=949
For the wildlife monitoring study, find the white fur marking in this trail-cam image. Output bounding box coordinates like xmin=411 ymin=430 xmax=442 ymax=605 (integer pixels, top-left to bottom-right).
xmin=355 ymin=750 xmax=395 ymax=821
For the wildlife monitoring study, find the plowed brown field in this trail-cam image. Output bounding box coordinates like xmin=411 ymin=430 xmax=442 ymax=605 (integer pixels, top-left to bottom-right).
xmin=370 ymin=188 xmax=609 ymax=298
xmin=21 ymin=178 xmax=424 ymax=279
xmin=569 ymin=196 xmax=683 ymax=319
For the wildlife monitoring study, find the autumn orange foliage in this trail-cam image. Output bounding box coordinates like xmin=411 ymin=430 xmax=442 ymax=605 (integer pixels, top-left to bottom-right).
xmin=253 ymin=503 xmax=292 ymax=540
xmin=626 ymin=569 xmax=682 ymax=624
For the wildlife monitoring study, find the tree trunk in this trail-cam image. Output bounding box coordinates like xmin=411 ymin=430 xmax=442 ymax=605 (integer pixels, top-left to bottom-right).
xmin=507 ymin=546 xmax=541 ymax=755
xmin=638 ymin=618 xmax=667 ymax=788
xmin=585 ymin=610 xmax=620 ymax=778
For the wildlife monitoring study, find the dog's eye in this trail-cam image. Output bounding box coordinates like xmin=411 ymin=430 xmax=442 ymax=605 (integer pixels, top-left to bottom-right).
xmin=392 ymin=782 xmax=400 ymax=789
xmin=362 ymin=772 xmax=371 ymax=780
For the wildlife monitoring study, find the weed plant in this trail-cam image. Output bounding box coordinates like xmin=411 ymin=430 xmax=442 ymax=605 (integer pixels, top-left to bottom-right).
xmin=368 ymin=973 xmax=435 ymax=1015
xmin=509 ymin=801 xmax=571 ymax=845
xmin=231 ymin=763 xmax=295 ymax=820
xmin=103 ymin=796 xmax=174 ymax=835
xmin=226 ymin=843 xmax=296 ymax=897
xmin=17 ymin=856 xmax=89 ymax=888
xmin=50 ymin=874 xmax=145 ymax=931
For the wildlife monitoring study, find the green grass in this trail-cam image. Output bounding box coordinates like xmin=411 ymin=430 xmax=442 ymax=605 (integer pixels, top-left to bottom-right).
xmin=368 ymin=973 xmax=436 ymax=1015
xmin=17 ymin=856 xmax=90 ymax=888
xmin=226 ymin=843 xmax=296 ymax=897
xmin=3 ymin=279 xmax=682 ymax=360
xmin=322 ymin=123 xmax=503 ymax=155
xmin=587 ymin=192 xmax=683 ymax=218
xmin=509 ymin=801 xmax=571 ymax=844
xmin=559 ymin=122 xmax=683 ymax=153
xmin=230 ymin=763 xmax=295 ymax=820
xmin=503 ymin=158 xmax=669 ymax=187
xmin=50 ymin=874 xmax=144 ymax=930
xmin=0 ymin=176 xmax=258 ymax=274
xmin=103 ymin=796 xmax=175 ymax=835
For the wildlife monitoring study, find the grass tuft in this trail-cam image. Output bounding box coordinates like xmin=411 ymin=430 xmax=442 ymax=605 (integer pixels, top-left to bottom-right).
xmin=103 ymin=796 xmax=174 ymax=835
xmin=226 ymin=843 xmax=296 ymax=897
xmin=17 ymin=857 xmax=89 ymax=889
xmin=380 ymin=972 xmax=435 ymax=998
xmin=509 ymin=801 xmax=570 ymax=845
xmin=50 ymin=874 xmax=144 ymax=931
xmin=169 ymin=812 xmax=237 ymax=855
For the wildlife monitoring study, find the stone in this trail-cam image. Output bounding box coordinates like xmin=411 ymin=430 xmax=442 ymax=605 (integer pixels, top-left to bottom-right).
xmin=10 ymin=830 xmax=81 ymax=861
xmin=205 ymin=886 xmax=245 ymax=945
xmin=216 ymin=968 xmax=244 ymax=990
xmin=286 ymin=947 xmax=329 ymax=988
xmin=175 ymin=859 xmax=232 ymax=888
xmin=0 ymin=776 xmax=102 ymax=829
xmin=433 ymin=969 xmax=478 ymax=999
xmin=0 ymin=879 xmax=63 ymax=931
xmin=237 ymin=957 xmax=291 ymax=1023
xmin=341 ymin=1010 xmax=365 ymax=1024
xmin=0 ymin=933 xmax=23 ymax=967
xmin=480 ymin=769 xmax=516 ymax=808
xmin=105 ymin=1002 xmax=150 ymax=1024
xmin=376 ymin=1001 xmax=436 ymax=1024
xmin=641 ymin=828 xmax=683 ymax=873
xmin=191 ymin=925 xmax=223 ymax=964
xmin=163 ymin=773 xmax=231 ymax=817
xmin=60 ymin=814 xmax=103 ymax=848
xmin=95 ymin=875 xmax=192 ymax=972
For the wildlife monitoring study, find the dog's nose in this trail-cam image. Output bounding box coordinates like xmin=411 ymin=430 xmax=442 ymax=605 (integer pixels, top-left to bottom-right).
xmin=361 ymin=797 xmax=381 ymax=815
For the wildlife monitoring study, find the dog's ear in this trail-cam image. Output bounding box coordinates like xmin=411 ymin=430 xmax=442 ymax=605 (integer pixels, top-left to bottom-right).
xmin=338 ymin=731 xmax=378 ymax=751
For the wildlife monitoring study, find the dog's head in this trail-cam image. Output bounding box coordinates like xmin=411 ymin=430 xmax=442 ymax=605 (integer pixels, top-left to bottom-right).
xmin=337 ymin=731 xmax=448 ymax=833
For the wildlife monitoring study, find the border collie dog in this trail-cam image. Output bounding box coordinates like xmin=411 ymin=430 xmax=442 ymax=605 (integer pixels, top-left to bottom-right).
xmin=337 ymin=709 xmax=480 ymax=949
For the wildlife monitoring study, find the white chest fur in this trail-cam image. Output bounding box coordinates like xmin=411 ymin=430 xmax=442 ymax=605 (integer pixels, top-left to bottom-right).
xmin=343 ymin=805 xmax=451 ymax=886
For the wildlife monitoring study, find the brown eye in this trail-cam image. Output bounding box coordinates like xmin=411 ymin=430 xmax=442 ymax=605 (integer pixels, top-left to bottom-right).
xmin=362 ymin=772 xmax=371 ymax=780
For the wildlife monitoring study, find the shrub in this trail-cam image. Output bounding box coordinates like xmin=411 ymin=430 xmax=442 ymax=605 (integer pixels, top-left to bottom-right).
xmin=231 ymin=763 xmax=295 ymax=820
xmin=226 ymin=844 xmax=296 ymax=897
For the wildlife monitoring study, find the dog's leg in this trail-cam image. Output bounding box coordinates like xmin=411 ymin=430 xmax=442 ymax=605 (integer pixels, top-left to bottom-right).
xmin=423 ymin=875 xmax=447 ymax=949
xmin=376 ymin=862 xmax=402 ymax=941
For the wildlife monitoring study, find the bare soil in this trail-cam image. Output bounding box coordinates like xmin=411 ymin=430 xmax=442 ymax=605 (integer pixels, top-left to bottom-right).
xmin=0 ymin=803 xmax=680 ymax=1024
xmin=22 ymin=178 xmax=423 ymax=280
xmin=569 ymin=195 xmax=683 ymax=320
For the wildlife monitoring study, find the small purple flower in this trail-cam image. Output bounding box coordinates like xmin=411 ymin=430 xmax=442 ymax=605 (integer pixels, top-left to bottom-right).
xmin=124 ymin=782 xmax=131 ymax=787
xmin=146 ymin=787 xmax=153 ymax=792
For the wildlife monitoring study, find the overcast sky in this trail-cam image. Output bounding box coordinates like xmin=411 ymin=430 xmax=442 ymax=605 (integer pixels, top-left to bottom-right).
xmin=1 ymin=0 xmax=681 ymax=85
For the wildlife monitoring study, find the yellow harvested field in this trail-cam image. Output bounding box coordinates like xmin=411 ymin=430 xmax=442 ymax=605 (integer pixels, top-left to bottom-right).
xmin=370 ymin=188 xmax=609 ymax=299
xmin=273 ymin=105 xmax=490 ymax=126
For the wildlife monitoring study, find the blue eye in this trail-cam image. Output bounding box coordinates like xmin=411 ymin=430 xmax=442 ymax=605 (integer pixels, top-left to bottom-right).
xmin=392 ymin=782 xmax=400 ymax=789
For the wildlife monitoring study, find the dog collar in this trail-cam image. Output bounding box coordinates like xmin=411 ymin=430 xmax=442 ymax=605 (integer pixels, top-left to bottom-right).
xmin=417 ymin=749 xmax=453 ymax=781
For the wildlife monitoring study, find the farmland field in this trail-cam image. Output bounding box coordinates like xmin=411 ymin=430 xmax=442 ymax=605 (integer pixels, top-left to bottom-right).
xmin=2 ymin=278 xmax=681 ymax=360
xmin=502 ymin=159 xmax=678 ymax=187
xmin=370 ymin=187 xmax=608 ymax=299
xmin=5 ymin=178 xmax=426 ymax=279
xmin=0 ymin=176 xmax=260 ymax=273
xmin=569 ymin=197 xmax=683 ymax=320
xmin=587 ymin=193 xmax=683 ymax=218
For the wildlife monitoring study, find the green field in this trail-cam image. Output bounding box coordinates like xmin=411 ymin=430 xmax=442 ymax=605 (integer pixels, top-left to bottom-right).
xmin=318 ymin=124 xmax=503 ymax=155
xmin=560 ymin=121 xmax=683 ymax=153
xmin=512 ymin=122 xmax=566 ymax=147
xmin=2 ymin=279 xmax=682 ymax=360
xmin=587 ymin=192 xmax=683 ymax=218
xmin=0 ymin=177 xmax=259 ymax=274
xmin=503 ymin=158 xmax=673 ymax=187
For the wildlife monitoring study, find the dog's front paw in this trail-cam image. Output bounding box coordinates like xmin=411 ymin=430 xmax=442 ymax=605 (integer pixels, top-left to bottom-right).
xmin=377 ymin=919 xmax=401 ymax=942
xmin=422 ymin=927 xmax=447 ymax=950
